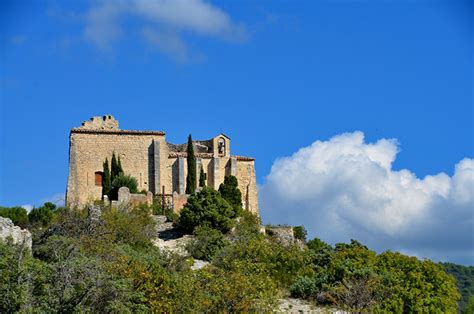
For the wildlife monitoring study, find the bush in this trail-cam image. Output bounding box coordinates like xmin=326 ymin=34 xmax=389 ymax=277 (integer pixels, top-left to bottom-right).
xmin=186 ymin=226 xmax=229 ymax=261
xmin=28 ymin=204 xmax=55 ymax=228
xmin=178 ymin=187 xmax=236 ymax=234
xmin=0 ymin=206 xmax=29 ymax=228
xmin=215 ymin=235 xmax=314 ymax=287
xmin=109 ymin=174 xmax=138 ymax=200
xmin=290 ymin=276 xmax=318 ymax=299
xmin=293 ymin=226 xmax=307 ymax=242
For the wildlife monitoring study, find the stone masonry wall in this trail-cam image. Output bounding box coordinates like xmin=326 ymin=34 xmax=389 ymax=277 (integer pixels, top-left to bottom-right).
xmin=236 ymin=160 xmax=259 ymax=214
xmin=66 ymin=132 xmax=165 ymax=207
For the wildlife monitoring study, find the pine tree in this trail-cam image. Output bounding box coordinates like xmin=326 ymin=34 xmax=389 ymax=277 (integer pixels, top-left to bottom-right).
xmin=102 ymin=158 xmax=112 ymax=198
xmin=185 ymin=134 xmax=197 ymax=194
xmin=199 ymin=166 xmax=206 ymax=187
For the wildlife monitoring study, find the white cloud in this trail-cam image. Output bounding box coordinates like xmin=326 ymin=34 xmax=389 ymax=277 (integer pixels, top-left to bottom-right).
xmin=83 ymin=0 xmax=246 ymax=60
xmin=260 ymin=131 xmax=474 ymax=264
xmin=41 ymin=193 xmax=65 ymax=207
xmin=21 ymin=205 xmax=33 ymax=213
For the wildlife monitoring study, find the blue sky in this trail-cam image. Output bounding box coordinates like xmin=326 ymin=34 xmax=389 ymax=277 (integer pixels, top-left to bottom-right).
xmin=1 ymin=0 xmax=473 ymax=264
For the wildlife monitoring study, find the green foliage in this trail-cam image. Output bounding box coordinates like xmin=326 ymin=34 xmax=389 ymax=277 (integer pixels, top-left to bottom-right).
xmin=232 ymin=210 xmax=262 ymax=240
xmin=28 ymin=204 xmax=55 ymax=228
xmin=110 ymin=151 xmax=122 ymax=182
xmin=97 ymin=206 xmax=156 ymax=248
xmin=290 ymin=276 xmax=318 ymax=299
xmin=214 ymin=234 xmax=314 ymax=287
xmin=462 ymin=295 xmax=474 ymax=314
xmin=0 ymin=206 xmax=28 ymax=228
xmin=375 ymin=251 xmax=460 ymax=313
xmin=186 ymin=226 xmax=229 ymax=261
xmin=294 ymin=238 xmax=460 ymax=313
xmin=185 ymin=134 xmax=197 ymax=194
xmin=443 ymin=262 xmax=474 ymax=312
xmin=199 ymin=166 xmax=206 ymax=187
xmin=109 ymin=173 xmax=138 ymax=200
xmin=0 ymin=197 xmax=462 ymax=313
xmin=179 ymin=187 xmax=236 ymax=234
xmin=102 ymin=158 xmax=112 ymax=198
xmin=293 ymin=225 xmax=307 ymax=241
xmin=0 ymin=241 xmax=42 ymax=312
xmin=218 ymin=175 xmax=242 ymax=216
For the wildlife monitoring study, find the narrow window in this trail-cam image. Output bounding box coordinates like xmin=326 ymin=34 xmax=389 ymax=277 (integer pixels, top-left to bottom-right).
xmin=218 ymin=137 xmax=226 ymax=156
xmin=95 ymin=172 xmax=103 ymax=187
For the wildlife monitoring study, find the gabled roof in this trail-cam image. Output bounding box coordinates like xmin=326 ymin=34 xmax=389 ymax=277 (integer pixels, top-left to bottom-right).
xmin=214 ymin=133 xmax=230 ymax=140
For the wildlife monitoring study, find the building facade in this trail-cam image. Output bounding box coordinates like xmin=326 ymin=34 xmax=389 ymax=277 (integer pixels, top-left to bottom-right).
xmin=66 ymin=115 xmax=259 ymax=214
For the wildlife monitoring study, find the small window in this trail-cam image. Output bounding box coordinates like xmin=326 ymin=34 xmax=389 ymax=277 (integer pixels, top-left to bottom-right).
xmin=218 ymin=137 xmax=226 ymax=156
xmin=95 ymin=172 xmax=103 ymax=187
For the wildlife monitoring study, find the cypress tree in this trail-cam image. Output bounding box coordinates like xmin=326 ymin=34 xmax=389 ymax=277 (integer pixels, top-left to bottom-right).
xmin=102 ymin=158 xmax=112 ymax=198
xmin=117 ymin=156 xmax=124 ymax=175
xmin=185 ymin=134 xmax=197 ymax=194
xmin=111 ymin=152 xmax=119 ymax=182
xmin=199 ymin=167 xmax=206 ymax=187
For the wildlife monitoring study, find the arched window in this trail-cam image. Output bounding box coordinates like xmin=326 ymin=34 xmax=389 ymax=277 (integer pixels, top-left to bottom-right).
xmin=218 ymin=137 xmax=226 ymax=156
xmin=95 ymin=172 xmax=103 ymax=187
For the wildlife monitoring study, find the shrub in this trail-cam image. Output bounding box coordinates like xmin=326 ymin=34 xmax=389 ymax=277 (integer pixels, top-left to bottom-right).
xmin=186 ymin=226 xmax=229 ymax=261
xmin=232 ymin=211 xmax=262 ymax=240
xmin=290 ymin=276 xmax=318 ymax=299
xmin=293 ymin=226 xmax=307 ymax=242
xmin=215 ymin=235 xmax=314 ymax=287
xmin=0 ymin=206 xmax=29 ymax=228
xmin=28 ymin=205 xmax=54 ymax=228
xmin=109 ymin=174 xmax=138 ymax=200
xmin=178 ymin=187 xmax=236 ymax=234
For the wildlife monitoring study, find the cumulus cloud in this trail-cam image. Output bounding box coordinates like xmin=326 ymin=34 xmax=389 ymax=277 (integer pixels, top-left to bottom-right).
xmin=260 ymin=131 xmax=474 ymax=264
xmin=83 ymin=0 xmax=246 ymax=61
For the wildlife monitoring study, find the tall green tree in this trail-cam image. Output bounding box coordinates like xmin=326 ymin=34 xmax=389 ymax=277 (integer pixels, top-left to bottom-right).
xmin=102 ymin=158 xmax=112 ymax=198
xmin=111 ymin=152 xmax=120 ymax=182
xmin=218 ymin=175 xmax=242 ymax=216
xmin=199 ymin=167 xmax=206 ymax=187
xmin=185 ymin=134 xmax=196 ymax=194
xmin=117 ymin=156 xmax=124 ymax=175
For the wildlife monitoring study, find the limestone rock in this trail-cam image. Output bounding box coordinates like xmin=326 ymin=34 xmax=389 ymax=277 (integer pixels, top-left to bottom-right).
xmin=0 ymin=217 xmax=32 ymax=250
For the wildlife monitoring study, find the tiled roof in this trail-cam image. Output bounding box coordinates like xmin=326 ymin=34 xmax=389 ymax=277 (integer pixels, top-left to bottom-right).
xmin=235 ymin=156 xmax=255 ymax=161
xmin=71 ymin=128 xmax=165 ymax=136
xmin=167 ymin=152 xmax=255 ymax=161
xmin=168 ymin=152 xmax=214 ymax=158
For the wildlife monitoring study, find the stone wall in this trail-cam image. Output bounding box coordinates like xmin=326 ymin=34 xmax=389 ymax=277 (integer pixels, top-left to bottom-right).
xmin=66 ymin=130 xmax=165 ymax=207
xmin=236 ymin=159 xmax=259 ymax=214
xmin=113 ymin=186 xmax=153 ymax=208
xmin=0 ymin=217 xmax=32 ymax=250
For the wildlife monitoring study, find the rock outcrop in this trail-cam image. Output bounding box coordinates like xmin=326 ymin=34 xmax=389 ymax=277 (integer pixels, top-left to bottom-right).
xmin=0 ymin=217 xmax=32 ymax=250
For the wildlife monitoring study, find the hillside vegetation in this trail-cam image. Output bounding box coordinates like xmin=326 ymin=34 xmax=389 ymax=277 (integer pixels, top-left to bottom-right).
xmin=0 ymin=185 xmax=463 ymax=312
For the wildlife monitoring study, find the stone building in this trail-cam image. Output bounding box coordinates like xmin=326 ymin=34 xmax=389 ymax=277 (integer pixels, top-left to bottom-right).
xmin=66 ymin=115 xmax=259 ymax=214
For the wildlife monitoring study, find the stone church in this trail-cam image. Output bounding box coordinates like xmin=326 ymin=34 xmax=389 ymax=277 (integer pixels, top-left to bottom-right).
xmin=66 ymin=115 xmax=259 ymax=214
